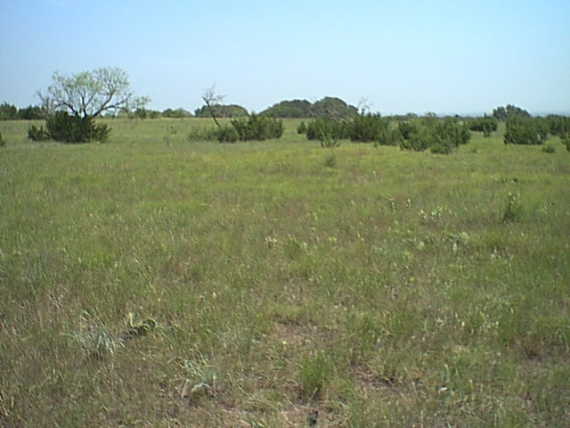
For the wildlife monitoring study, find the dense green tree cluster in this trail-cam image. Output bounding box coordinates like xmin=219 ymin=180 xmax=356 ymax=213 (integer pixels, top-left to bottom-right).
xmin=261 ymin=97 xmax=357 ymax=118
xmin=216 ymin=114 xmax=284 ymax=143
xmin=467 ymin=116 xmax=498 ymax=137
xmin=0 ymin=102 xmax=46 ymax=120
xmin=261 ymin=99 xmax=312 ymax=117
xmin=544 ymin=115 xmax=570 ymax=137
xmin=492 ymin=104 xmax=530 ymax=121
xmin=162 ymin=108 xmax=192 ymax=118
xmin=194 ymin=104 xmax=248 ymax=118
xmin=504 ymin=117 xmax=548 ymax=145
xmin=399 ymin=118 xmax=470 ymax=153
xmin=302 ymin=118 xmax=352 ymax=141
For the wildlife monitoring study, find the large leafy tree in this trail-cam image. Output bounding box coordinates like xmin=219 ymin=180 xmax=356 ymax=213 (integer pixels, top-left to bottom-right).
xmin=38 ymin=67 xmax=149 ymax=119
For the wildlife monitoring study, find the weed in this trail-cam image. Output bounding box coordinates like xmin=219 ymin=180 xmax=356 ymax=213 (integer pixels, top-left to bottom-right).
xmin=324 ymin=152 xmax=337 ymax=168
xmin=66 ymin=313 xmax=123 ymax=359
xmin=502 ymin=192 xmax=523 ymax=223
xmin=320 ymin=133 xmax=341 ymax=148
xmin=299 ymin=352 xmax=333 ymax=401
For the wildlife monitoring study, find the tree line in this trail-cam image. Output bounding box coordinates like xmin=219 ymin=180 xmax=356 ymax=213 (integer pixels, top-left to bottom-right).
xmin=9 ymin=66 xmax=570 ymax=149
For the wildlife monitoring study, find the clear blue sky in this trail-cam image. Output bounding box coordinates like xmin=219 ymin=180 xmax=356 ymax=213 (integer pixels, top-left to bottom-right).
xmin=1 ymin=0 xmax=569 ymax=115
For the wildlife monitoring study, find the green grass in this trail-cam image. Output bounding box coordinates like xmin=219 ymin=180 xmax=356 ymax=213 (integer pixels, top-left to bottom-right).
xmin=1 ymin=118 xmax=569 ymax=426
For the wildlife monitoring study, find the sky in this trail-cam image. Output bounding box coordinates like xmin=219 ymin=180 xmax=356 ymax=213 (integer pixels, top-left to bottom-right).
xmin=1 ymin=0 xmax=569 ymax=115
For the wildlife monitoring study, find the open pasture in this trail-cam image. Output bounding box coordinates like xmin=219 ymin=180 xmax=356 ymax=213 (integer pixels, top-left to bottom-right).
xmin=1 ymin=119 xmax=569 ymax=426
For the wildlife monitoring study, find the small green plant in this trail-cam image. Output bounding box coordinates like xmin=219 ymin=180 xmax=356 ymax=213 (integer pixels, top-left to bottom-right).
xmin=297 ymin=120 xmax=307 ymax=134
xmin=0 ymin=132 xmax=5 ymax=147
xmin=563 ymin=135 xmax=570 ymax=151
xmin=502 ymin=192 xmax=523 ymax=223
xmin=299 ymin=352 xmax=333 ymax=401
xmin=542 ymin=144 xmax=556 ymax=153
xmin=67 ymin=314 xmax=123 ymax=359
xmin=180 ymin=354 xmax=219 ymax=402
xmin=324 ymin=152 xmax=337 ymax=168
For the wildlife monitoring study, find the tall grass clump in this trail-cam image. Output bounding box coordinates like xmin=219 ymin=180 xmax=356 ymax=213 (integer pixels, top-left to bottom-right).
xmin=502 ymin=192 xmax=523 ymax=222
xmin=299 ymin=352 xmax=334 ymax=402
xmin=187 ymin=126 xmax=219 ymax=142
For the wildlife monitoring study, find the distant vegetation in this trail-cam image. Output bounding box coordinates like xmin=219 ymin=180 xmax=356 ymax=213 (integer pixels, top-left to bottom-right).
xmin=194 ymin=104 xmax=248 ymax=118
xmin=297 ymin=113 xmax=470 ymax=154
xmin=261 ymin=96 xmax=358 ymax=118
xmin=0 ymin=102 xmax=46 ymax=120
xmin=492 ymin=104 xmax=531 ymax=121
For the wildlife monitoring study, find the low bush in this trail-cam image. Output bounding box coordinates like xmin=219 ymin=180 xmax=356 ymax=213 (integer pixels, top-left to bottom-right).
xmin=35 ymin=112 xmax=110 ymax=143
xmin=505 ymin=117 xmax=548 ymax=145
xmin=562 ymin=135 xmax=570 ymax=152
xmin=0 ymin=132 xmax=5 ymax=147
xmin=430 ymin=142 xmax=453 ymax=154
xmin=349 ymin=113 xmax=389 ymax=142
xmin=399 ymin=118 xmax=470 ymax=153
xmin=216 ymin=125 xmax=239 ymax=143
xmin=230 ymin=114 xmax=283 ymax=141
xmin=187 ymin=127 xmax=218 ymax=142
xmin=297 ymin=121 xmax=307 ymax=134
xmin=305 ymin=118 xmax=350 ymax=141
xmin=542 ymin=144 xmax=556 ymax=153
xmin=468 ymin=116 xmax=498 ymax=137
xmin=376 ymin=127 xmax=402 ymax=146
xmin=27 ymin=125 xmax=50 ymax=141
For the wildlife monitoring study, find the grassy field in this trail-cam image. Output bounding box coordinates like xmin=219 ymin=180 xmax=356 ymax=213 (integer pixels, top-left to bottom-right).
xmin=1 ymin=118 xmax=569 ymax=427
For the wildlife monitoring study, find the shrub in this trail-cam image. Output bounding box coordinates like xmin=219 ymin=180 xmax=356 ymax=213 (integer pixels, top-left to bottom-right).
xmin=542 ymin=144 xmax=556 ymax=153
xmin=187 ymin=127 xmax=218 ymax=142
xmin=398 ymin=118 xmax=470 ymax=152
xmin=399 ymin=127 xmax=431 ymax=151
xmin=502 ymin=192 xmax=523 ymax=223
xmin=320 ymin=134 xmax=341 ymax=149
xmin=28 ymin=125 xmax=50 ymax=141
xmin=468 ymin=116 xmax=498 ymax=137
xmin=376 ymin=127 xmax=402 ymax=146
xmin=430 ymin=142 xmax=453 ymax=154
xmin=398 ymin=121 xmax=417 ymax=140
xmin=0 ymin=132 xmax=5 ymax=147
xmin=545 ymin=115 xmax=570 ymax=137
xmin=45 ymin=112 xmax=110 ymax=143
xmin=216 ymin=125 xmax=239 ymax=143
xmin=305 ymin=118 xmax=349 ymax=141
xmin=505 ymin=117 xmax=548 ymax=145
xmin=230 ymin=113 xmax=284 ymax=141
xmin=349 ymin=113 xmax=389 ymax=142
xmin=299 ymin=352 xmax=333 ymax=401
xmin=323 ymin=152 xmax=337 ymax=167
xmin=297 ymin=121 xmax=307 ymax=134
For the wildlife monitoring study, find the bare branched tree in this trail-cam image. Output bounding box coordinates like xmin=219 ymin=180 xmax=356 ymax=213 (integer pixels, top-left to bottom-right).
xmin=38 ymin=67 xmax=149 ymax=119
xmin=201 ymin=85 xmax=225 ymax=128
